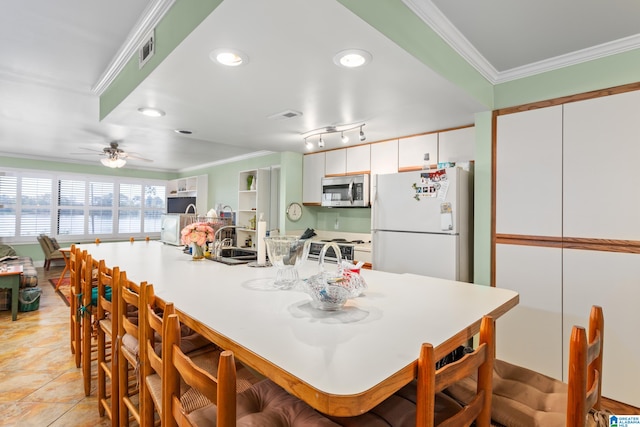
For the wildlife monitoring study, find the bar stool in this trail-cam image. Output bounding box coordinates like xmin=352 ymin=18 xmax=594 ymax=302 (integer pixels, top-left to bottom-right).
xmin=117 ymin=273 xmax=147 ymax=426
xmin=96 ymin=260 xmax=121 ymax=424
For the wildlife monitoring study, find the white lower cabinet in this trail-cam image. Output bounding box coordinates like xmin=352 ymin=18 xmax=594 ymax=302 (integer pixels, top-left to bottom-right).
xmin=495 ymin=243 xmax=563 ymax=380
xmin=563 ymin=249 xmax=640 ymax=407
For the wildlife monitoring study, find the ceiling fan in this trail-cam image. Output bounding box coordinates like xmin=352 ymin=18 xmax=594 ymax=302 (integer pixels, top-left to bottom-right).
xmin=75 ymin=141 xmax=153 ymax=168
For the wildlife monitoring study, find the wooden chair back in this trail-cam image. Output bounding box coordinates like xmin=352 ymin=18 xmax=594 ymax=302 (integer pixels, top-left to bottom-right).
xmin=117 ymin=273 xmax=147 ymax=426
xmin=68 ymin=245 xmax=82 ymax=368
xmin=417 ymin=315 xmax=494 ymax=427
xmin=80 ymin=251 xmax=98 ymax=396
xmin=165 ymin=313 xmax=237 ymax=427
xmin=96 ymin=259 xmax=120 ymax=421
xmin=143 ymin=283 xmax=175 ymax=426
xmin=567 ymin=305 xmax=604 ymax=427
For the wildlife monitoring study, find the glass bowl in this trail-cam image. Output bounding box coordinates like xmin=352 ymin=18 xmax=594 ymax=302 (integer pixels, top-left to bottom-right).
xmin=305 ymin=278 xmax=350 ymax=311
xmin=264 ymin=236 xmax=311 ymax=289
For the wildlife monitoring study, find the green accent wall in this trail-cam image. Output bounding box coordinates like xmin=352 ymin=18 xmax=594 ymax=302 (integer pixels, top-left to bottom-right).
xmin=99 ymin=0 xmax=223 ymax=119
xmin=472 ymin=112 xmax=492 ymax=286
xmin=494 ymin=49 xmax=640 ymax=108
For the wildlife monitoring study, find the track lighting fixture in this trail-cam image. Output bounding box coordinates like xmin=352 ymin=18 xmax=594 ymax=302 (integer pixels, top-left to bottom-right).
xmin=301 ymin=122 xmax=366 ymax=149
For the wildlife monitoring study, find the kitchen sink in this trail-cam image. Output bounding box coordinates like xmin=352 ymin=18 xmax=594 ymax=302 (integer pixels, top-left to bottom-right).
xmin=208 ymin=248 xmax=257 ymax=265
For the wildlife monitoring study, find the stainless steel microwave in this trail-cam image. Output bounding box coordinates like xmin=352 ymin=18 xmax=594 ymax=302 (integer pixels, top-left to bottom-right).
xmin=321 ymin=174 xmax=370 ymax=207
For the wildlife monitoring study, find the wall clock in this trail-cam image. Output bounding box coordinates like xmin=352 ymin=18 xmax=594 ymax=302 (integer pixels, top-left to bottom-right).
xmin=286 ymin=202 xmax=303 ymax=222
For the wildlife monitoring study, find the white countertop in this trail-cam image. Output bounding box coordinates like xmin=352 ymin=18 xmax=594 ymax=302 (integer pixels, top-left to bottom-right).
xmin=77 ymin=240 xmax=518 ymax=415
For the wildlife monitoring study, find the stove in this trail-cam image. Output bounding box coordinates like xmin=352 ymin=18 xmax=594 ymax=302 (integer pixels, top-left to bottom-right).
xmin=308 ymin=239 xmax=355 ymax=263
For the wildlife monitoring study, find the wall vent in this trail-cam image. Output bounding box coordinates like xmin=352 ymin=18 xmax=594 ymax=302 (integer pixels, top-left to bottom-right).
xmin=138 ymin=30 xmax=155 ymax=69
xmin=268 ymin=110 xmax=303 ymax=120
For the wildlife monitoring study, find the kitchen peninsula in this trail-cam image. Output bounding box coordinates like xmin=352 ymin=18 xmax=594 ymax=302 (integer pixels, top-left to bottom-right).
xmin=78 ymin=240 xmax=518 ymax=416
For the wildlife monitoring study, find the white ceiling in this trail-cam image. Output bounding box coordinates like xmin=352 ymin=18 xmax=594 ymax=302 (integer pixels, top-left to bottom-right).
xmin=1 ymin=0 xmax=639 ymax=172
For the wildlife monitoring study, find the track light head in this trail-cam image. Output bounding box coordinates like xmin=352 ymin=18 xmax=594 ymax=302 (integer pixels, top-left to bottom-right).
xmin=305 ymin=138 xmax=313 ymax=150
xmin=359 ymin=126 xmax=366 ymax=142
xmin=341 ymin=132 xmax=349 ymax=143
xmin=318 ymin=135 xmax=325 ymax=148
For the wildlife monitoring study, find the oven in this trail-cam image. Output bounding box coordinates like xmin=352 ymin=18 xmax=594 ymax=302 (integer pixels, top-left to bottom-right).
xmin=308 ymin=240 xmax=355 ymax=263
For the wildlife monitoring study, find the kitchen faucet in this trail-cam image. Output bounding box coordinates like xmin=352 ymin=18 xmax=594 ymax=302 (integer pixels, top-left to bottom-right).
xmin=212 ymin=225 xmax=238 ymax=258
xmin=184 ymin=203 xmax=197 ymax=215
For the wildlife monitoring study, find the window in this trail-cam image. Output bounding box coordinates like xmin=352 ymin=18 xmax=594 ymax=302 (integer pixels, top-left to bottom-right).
xmin=0 ymin=168 xmax=166 ymax=242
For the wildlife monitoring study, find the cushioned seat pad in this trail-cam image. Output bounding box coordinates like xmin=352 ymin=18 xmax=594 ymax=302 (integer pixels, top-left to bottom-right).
xmin=187 ymin=379 xmax=340 ymax=426
xmin=445 ymin=359 xmax=569 ymax=427
xmin=330 ymin=379 xmax=463 ymax=427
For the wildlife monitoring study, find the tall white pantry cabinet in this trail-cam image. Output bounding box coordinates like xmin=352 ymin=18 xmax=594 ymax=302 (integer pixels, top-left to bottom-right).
xmin=494 ymin=88 xmax=640 ymax=407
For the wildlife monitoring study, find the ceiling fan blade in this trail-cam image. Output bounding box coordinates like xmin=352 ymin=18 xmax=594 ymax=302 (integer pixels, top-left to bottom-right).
xmin=125 ymin=152 xmax=154 ymax=162
xmin=70 ymin=152 xmax=104 ymax=156
xmin=77 ymin=147 xmax=105 ymax=153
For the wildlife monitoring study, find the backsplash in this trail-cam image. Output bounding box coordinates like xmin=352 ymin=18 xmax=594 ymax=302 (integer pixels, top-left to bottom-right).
xmin=310 ymin=206 xmax=371 ymax=234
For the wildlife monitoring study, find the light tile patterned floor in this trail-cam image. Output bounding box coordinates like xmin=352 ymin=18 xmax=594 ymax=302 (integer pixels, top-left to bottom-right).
xmin=0 ymin=266 xmax=113 ymax=427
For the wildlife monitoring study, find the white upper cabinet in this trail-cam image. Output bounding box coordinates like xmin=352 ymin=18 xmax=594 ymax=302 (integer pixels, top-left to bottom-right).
xmin=398 ymin=133 xmax=438 ymax=171
xmin=167 ymin=174 xmax=208 ymax=214
xmin=370 ymin=140 xmax=398 ymax=176
xmin=370 ymin=139 xmax=398 ymax=204
xmin=563 ymin=90 xmax=640 ymax=240
xmin=496 ymin=106 xmax=563 ymax=237
xmin=325 ymin=149 xmax=346 ymax=176
xmin=438 ymin=127 xmax=475 ymax=163
xmin=303 ymin=152 xmax=325 ymax=205
xmin=346 ymin=144 xmax=370 ymax=174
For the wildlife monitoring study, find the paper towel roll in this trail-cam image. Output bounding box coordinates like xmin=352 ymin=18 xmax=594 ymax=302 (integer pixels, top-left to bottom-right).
xmin=257 ymin=214 xmax=267 ymax=265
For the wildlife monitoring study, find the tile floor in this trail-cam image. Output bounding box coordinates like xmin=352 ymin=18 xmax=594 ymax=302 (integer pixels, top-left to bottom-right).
xmin=0 ymin=265 xmax=113 ymax=427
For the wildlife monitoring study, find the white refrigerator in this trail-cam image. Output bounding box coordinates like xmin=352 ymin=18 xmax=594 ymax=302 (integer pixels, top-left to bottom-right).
xmin=372 ymin=167 xmax=472 ymax=281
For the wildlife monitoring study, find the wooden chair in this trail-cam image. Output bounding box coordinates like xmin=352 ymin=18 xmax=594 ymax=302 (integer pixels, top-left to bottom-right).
xmin=165 ymin=313 xmax=238 ymax=427
xmin=96 ymin=260 xmax=121 ymax=424
xmin=142 ymin=282 xmax=174 ymax=427
xmin=117 ymin=273 xmax=147 ymax=427
xmin=69 ymin=245 xmax=82 ymax=368
xmin=331 ymin=315 xmax=495 ymax=427
xmin=80 ymin=252 xmax=100 ymax=396
xmin=142 ymin=285 xmax=260 ymax=427
xmin=446 ymin=306 xmax=604 ymax=427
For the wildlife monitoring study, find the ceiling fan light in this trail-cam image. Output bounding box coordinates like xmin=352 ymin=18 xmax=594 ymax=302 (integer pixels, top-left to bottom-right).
xmin=101 ymin=157 xmax=126 ymax=168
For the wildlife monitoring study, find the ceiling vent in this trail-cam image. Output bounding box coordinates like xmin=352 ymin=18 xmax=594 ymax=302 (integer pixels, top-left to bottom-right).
xmin=138 ymin=30 xmax=155 ymax=69
xmin=268 ymin=110 xmax=303 ymax=120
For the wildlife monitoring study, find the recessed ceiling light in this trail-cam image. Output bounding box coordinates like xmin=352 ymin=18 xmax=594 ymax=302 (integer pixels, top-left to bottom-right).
xmin=137 ymin=107 xmax=165 ymax=117
xmin=174 ymin=129 xmax=193 ymax=135
xmin=210 ymin=49 xmax=249 ymax=67
xmin=333 ymin=49 xmax=372 ymax=68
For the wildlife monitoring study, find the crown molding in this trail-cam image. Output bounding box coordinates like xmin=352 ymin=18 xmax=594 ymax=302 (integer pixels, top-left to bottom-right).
xmin=495 ymin=34 xmax=640 ymax=83
xmin=401 ymin=0 xmax=498 ymax=82
xmin=91 ymin=0 xmax=176 ymax=95
xmin=402 ymin=0 xmax=640 ymax=85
